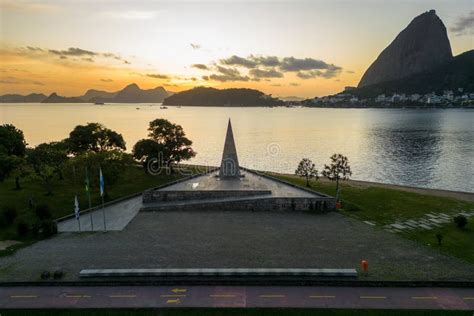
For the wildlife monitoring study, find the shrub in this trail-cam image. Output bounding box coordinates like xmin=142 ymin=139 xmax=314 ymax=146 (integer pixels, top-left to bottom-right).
xmin=454 ymin=215 xmax=468 ymax=229
xmin=53 ymin=270 xmax=64 ymax=279
xmin=35 ymin=203 xmax=52 ymax=220
xmin=0 ymin=206 xmax=18 ymax=227
xmin=16 ymin=220 xmax=29 ymax=237
xmin=41 ymin=271 xmax=50 ymax=280
xmin=435 ymin=232 xmax=443 ymax=246
xmin=41 ymin=220 xmax=58 ymax=237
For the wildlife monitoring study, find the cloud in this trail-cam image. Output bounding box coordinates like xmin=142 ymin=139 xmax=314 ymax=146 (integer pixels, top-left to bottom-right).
xmin=450 ymin=11 xmax=474 ymax=35
xmin=290 ymin=83 xmax=300 ymax=86
xmin=191 ymin=64 xmax=209 ymax=70
xmin=194 ymin=54 xmax=343 ymax=82
xmin=249 ymin=68 xmax=283 ymax=79
xmin=49 ymin=47 xmax=97 ymax=57
xmin=279 ymin=57 xmax=336 ymax=72
xmin=220 ymin=55 xmax=258 ymax=68
xmin=26 ymin=46 xmax=43 ymax=52
xmin=296 ymin=68 xmax=341 ymax=79
xmin=101 ymin=78 xmax=114 ymax=82
xmin=46 ymin=47 xmax=131 ymax=64
xmin=146 ymin=73 xmax=170 ymax=80
xmin=190 ymin=43 xmax=201 ymax=50
xmin=2 ymin=0 xmax=61 ymax=13
xmin=0 ymin=79 xmax=20 ymax=85
xmin=203 ymin=66 xmax=250 ymax=82
xmin=32 ymin=81 xmax=44 ymax=85
xmin=103 ymin=10 xmax=159 ymax=20
xmin=346 ymin=70 xmax=355 ymax=74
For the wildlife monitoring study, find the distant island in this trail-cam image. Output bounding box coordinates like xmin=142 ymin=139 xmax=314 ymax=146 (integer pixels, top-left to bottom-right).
xmin=0 ymin=83 xmax=172 ymax=104
xmin=163 ymin=87 xmax=284 ymax=107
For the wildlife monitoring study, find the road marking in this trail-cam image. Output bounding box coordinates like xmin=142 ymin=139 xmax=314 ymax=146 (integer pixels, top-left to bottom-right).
xmin=65 ymin=295 xmax=91 ymax=298
xmin=463 ymin=297 xmax=474 ymax=300
xmin=259 ymin=294 xmax=285 ymax=298
xmin=10 ymin=295 xmax=38 ymax=298
xmin=360 ymin=296 xmax=387 ymax=299
xmin=160 ymin=294 xmax=186 ymax=298
xmin=309 ymin=295 xmax=336 ymax=299
xmin=109 ymin=295 xmax=137 ymax=298
xmin=210 ymin=294 xmax=237 ymax=298
xmin=171 ymin=288 xmax=187 ymax=293
xmin=411 ymin=296 xmax=437 ymax=300
xmin=166 ymin=298 xmax=181 ymax=304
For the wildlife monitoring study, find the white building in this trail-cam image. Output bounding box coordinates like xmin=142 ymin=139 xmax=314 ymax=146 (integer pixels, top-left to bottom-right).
xmin=376 ymin=94 xmax=386 ymax=102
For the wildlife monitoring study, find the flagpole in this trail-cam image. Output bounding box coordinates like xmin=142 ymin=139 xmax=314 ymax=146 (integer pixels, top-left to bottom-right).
xmin=102 ymin=194 xmax=106 ymax=232
xmin=85 ymin=167 xmax=94 ymax=231
xmin=100 ymin=167 xmax=107 ymax=232
xmin=72 ymin=166 xmax=81 ymax=232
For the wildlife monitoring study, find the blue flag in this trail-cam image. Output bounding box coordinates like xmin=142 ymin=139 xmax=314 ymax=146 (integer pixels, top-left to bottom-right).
xmin=99 ymin=167 xmax=105 ymax=197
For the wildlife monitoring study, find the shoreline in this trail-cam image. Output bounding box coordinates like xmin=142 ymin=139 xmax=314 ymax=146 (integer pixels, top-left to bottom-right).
xmin=1 ymin=102 xmax=473 ymax=109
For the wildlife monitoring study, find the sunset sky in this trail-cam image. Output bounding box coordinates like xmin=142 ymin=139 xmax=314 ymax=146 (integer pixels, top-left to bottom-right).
xmin=1 ymin=0 xmax=473 ymax=98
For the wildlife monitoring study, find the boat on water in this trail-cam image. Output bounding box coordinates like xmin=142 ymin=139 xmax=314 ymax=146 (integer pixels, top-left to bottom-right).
xmin=94 ymin=102 xmax=105 ymax=105
xmin=160 ymin=106 xmax=168 ymax=109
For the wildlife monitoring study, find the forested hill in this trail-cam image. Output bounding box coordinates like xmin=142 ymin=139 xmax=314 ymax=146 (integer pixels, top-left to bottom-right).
xmin=162 ymin=87 xmax=284 ymax=106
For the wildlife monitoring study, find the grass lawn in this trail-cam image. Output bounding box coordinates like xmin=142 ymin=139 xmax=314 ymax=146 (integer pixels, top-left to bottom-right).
xmin=0 ymin=164 xmax=207 ymax=242
xmin=1 ymin=309 xmax=471 ymax=316
xmin=403 ymin=220 xmax=474 ymax=264
xmin=271 ymin=173 xmax=474 ymax=264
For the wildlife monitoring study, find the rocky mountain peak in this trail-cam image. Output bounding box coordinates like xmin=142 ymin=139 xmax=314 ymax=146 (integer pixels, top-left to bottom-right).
xmin=358 ymin=10 xmax=453 ymax=87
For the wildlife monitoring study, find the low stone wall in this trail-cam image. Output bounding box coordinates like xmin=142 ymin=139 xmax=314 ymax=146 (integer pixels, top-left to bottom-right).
xmin=141 ymin=197 xmax=335 ymax=213
xmin=143 ymin=190 xmax=272 ymax=203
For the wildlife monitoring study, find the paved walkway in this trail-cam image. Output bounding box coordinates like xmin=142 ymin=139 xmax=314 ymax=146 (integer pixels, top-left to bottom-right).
xmin=161 ymin=170 xmax=321 ymax=198
xmin=1 ymin=285 xmax=473 ymax=310
xmin=57 ymin=196 xmax=142 ymax=232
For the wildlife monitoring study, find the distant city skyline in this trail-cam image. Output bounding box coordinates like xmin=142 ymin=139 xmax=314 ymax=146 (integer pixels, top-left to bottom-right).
xmin=1 ymin=0 xmax=473 ymax=98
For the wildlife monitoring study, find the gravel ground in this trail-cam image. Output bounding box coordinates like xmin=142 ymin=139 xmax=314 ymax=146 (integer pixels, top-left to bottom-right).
xmin=1 ymin=210 xmax=474 ymax=282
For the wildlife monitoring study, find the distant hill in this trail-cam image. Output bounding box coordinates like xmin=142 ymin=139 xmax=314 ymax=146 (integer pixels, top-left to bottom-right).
xmin=41 ymin=93 xmax=84 ymax=103
xmin=350 ymin=50 xmax=474 ymax=98
xmin=110 ymin=84 xmax=171 ymax=103
xmin=81 ymin=84 xmax=171 ymax=103
xmin=358 ymin=10 xmax=453 ymax=88
xmin=80 ymin=89 xmax=117 ymax=102
xmin=1 ymin=84 xmax=172 ymax=104
xmin=163 ymin=87 xmax=284 ymax=106
xmin=0 ymin=93 xmax=47 ymax=103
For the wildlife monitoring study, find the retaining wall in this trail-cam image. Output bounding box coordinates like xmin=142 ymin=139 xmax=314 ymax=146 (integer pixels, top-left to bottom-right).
xmin=141 ymin=196 xmax=335 ymax=213
xmin=143 ymin=190 xmax=272 ymax=203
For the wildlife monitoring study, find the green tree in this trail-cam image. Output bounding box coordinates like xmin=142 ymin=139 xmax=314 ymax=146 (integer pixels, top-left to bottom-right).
xmin=133 ymin=119 xmax=196 ymax=173
xmin=65 ymin=123 xmax=126 ymax=155
xmin=0 ymin=124 xmax=27 ymax=156
xmin=0 ymin=124 xmax=27 ymax=183
xmin=322 ymin=154 xmax=352 ymax=201
xmin=27 ymin=142 xmax=69 ymax=180
xmin=295 ymin=158 xmax=319 ymax=187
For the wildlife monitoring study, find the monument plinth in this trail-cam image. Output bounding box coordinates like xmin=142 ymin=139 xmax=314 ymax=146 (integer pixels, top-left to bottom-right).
xmin=219 ymin=119 xmax=241 ymax=179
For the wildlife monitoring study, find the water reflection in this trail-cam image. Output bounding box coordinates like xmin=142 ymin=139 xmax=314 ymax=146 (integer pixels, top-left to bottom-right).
xmin=1 ymin=104 xmax=473 ymax=192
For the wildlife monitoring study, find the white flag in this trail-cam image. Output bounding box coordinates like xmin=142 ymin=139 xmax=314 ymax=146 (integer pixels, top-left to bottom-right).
xmin=74 ymin=195 xmax=80 ymax=219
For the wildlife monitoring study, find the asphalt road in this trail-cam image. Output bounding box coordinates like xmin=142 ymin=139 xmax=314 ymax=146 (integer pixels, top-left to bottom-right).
xmin=1 ymin=286 xmax=473 ymax=310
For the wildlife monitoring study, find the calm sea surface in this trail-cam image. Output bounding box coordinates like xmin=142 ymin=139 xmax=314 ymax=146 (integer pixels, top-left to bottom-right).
xmin=1 ymin=103 xmax=473 ymax=192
